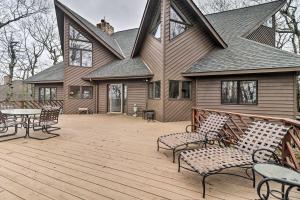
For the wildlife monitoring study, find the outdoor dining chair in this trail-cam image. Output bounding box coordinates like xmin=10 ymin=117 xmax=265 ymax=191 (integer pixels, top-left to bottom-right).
xmin=31 ymin=107 xmax=61 ymax=140
xmin=178 ymin=121 xmax=290 ymax=198
xmin=157 ymin=114 xmax=229 ymax=162
xmin=0 ymin=111 xmax=21 ymax=134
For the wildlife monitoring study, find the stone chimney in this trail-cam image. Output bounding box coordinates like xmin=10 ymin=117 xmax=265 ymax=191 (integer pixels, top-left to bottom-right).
xmin=96 ymin=19 xmax=114 ymax=35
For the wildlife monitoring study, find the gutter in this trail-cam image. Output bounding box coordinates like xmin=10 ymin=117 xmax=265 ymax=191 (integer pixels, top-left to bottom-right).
xmin=182 ymin=66 xmax=300 ymax=77
xmin=24 ymin=80 xmax=64 ymax=84
xmin=82 ymin=74 xmax=153 ymax=81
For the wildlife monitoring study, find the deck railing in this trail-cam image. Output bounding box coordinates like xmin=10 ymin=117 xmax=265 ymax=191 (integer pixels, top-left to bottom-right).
xmin=0 ymin=100 xmax=64 ymax=110
xmin=192 ymin=108 xmax=300 ymax=171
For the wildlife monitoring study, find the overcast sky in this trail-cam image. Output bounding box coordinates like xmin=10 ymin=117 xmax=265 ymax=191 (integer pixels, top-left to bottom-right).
xmin=59 ymin=0 xmax=148 ymax=32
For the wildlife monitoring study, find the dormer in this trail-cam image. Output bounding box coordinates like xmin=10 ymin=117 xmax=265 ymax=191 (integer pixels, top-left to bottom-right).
xmin=247 ymin=15 xmax=276 ymax=47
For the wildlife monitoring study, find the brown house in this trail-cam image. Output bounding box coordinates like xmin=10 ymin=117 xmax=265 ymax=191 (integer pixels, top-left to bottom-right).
xmin=26 ymin=0 xmax=300 ymax=121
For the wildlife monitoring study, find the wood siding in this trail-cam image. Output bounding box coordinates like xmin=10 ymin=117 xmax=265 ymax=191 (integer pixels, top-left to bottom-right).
xmin=140 ymin=35 xmax=164 ymax=121
xmin=138 ymin=0 xmax=220 ymax=121
xmin=97 ymin=80 xmax=147 ymax=116
xmin=33 ymin=83 xmax=64 ymax=101
xmin=139 ymin=0 xmax=165 ymax=121
xmin=196 ymin=73 xmax=297 ymax=119
xmin=163 ymin=0 xmax=217 ymax=121
xmin=63 ymin=16 xmax=117 ymax=114
xmin=247 ymin=25 xmax=275 ymax=47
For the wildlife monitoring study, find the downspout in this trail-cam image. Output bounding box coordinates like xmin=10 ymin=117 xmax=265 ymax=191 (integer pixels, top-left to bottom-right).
xmin=162 ymin=0 xmax=167 ymax=122
xmin=96 ymin=83 xmax=99 ymax=114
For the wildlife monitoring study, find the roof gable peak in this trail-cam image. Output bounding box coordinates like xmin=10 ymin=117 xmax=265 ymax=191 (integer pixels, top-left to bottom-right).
xmin=131 ymin=0 xmax=227 ymax=58
xmin=54 ymin=0 xmax=124 ymax=59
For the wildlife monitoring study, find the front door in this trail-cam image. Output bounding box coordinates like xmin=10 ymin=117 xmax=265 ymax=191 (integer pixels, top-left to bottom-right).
xmin=108 ymin=84 xmax=123 ymax=113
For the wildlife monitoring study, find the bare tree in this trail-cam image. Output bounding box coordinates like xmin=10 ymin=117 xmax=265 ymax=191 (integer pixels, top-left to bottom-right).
xmin=0 ymin=28 xmax=21 ymax=101
xmin=0 ymin=0 xmax=49 ymax=29
xmin=27 ymin=14 xmax=62 ymax=65
xmin=277 ymin=0 xmax=300 ymax=53
xmin=19 ymin=24 xmax=45 ymax=79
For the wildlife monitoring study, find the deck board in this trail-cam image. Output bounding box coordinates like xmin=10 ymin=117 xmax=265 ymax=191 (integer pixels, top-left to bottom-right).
xmin=0 ymin=190 xmax=23 ymax=200
xmin=0 ymin=114 xmax=299 ymax=200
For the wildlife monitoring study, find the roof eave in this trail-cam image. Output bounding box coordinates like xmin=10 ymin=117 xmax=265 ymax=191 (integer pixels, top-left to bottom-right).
xmin=24 ymin=80 xmax=64 ymax=84
xmin=54 ymin=0 xmax=125 ymax=60
xmin=185 ymin=0 xmax=228 ymax=48
xmin=55 ymin=4 xmax=64 ymax=54
xmin=131 ymin=0 xmax=156 ymax=58
xmin=82 ymin=74 xmax=153 ymax=81
xmin=182 ymin=66 xmax=300 ymax=77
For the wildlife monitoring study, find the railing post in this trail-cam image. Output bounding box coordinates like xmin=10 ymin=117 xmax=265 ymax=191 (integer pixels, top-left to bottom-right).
xmin=191 ymin=108 xmax=197 ymax=132
xmin=281 ymin=133 xmax=288 ymax=165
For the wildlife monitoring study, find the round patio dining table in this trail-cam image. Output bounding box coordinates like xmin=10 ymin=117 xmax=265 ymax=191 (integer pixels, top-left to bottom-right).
xmin=1 ymin=109 xmax=41 ymax=139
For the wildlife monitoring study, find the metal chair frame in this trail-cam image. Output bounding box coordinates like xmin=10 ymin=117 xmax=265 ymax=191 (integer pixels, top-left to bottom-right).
xmin=157 ymin=114 xmax=229 ymax=163
xmin=31 ymin=108 xmax=61 ymax=140
xmin=178 ymin=121 xmax=290 ymax=198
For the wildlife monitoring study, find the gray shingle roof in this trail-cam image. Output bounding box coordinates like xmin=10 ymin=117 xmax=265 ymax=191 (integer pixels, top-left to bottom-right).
xmin=185 ymin=37 xmax=300 ymax=74
xmin=84 ymin=29 xmax=153 ymax=79
xmin=185 ymin=0 xmax=300 ymax=75
xmin=56 ymin=1 xmax=124 ymax=59
xmin=206 ymin=0 xmax=284 ymax=43
xmin=84 ymin=57 xmax=152 ymax=80
xmin=113 ymin=29 xmax=139 ymax=58
xmin=25 ymin=62 xmax=64 ymax=83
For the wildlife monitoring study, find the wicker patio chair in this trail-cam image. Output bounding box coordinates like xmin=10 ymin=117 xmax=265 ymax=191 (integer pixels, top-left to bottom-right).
xmin=178 ymin=121 xmax=290 ymax=198
xmin=31 ymin=108 xmax=61 ymax=140
xmin=157 ymin=114 xmax=229 ymax=162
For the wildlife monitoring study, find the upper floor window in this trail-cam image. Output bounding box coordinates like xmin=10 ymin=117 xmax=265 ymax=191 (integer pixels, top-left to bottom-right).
xmin=69 ymin=25 xmax=93 ymax=67
xmin=149 ymin=81 xmax=161 ymax=99
xmin=150 ymin=1 xmax=161 ymax=40
xmin=170 ymin=2 xmax=191 ymax=40
xmin=221 ymin=80 xmax=257 ymax=105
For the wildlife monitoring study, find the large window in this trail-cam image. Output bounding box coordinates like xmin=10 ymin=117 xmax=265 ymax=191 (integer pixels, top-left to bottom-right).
xmin=170 ymin=2 xmax=191 ymax=40
xmin=69 ymin=86 xmax=93 ymax=99
xmin=39 ymin=87 xmax=57 ymax=101
xmin=221 ymin=80 xmax=257 ymax=105
xmin=69 ymin=25 xmax=93 ymax=67
xmin=169 ymin=80 xmax=192 ymax=100
xmin=149 ymin=81 xmax=161 ymax=99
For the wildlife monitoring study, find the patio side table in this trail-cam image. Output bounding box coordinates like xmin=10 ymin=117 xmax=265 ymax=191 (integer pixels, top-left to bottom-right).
xmin=253 ymin=163 xmax=300 ymax=200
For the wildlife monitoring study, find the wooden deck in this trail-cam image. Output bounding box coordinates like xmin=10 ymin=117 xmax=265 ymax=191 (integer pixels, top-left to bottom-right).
xmin=0 ymin=114 xmax=299 ymax=200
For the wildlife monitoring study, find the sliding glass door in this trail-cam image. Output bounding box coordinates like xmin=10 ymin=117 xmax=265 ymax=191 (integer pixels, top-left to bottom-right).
xmin=108 ymin=84 xmax=123 ymax=113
